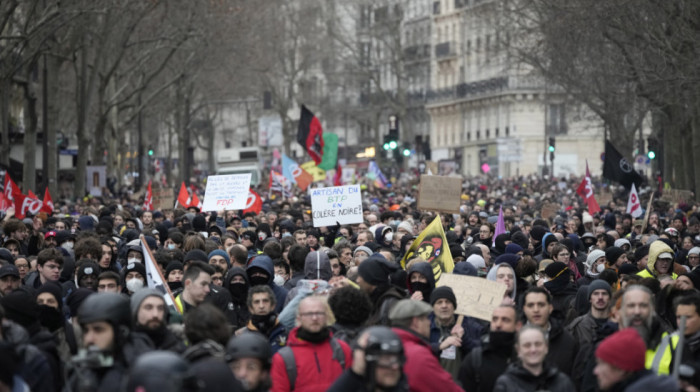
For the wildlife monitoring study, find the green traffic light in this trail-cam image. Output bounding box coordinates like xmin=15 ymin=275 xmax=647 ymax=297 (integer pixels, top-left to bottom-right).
xmin=389 ymin=141 xmax=398 ymax=150
xmin=148 ymin=150 xmax=154 ymax=156
xmin=548 ymin=146 xmax=555 ymax=152
xmin=648 ymin=151 xmax=656 ymax=159
xmin=383 ymin=143 xmax=390 ymax=150
xmin=402 ymin=149 xmax=410 ymax=157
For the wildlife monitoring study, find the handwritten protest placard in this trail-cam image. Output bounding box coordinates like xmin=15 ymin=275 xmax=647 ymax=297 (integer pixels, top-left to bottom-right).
xmin=152 ymin=188 xmax=174 ymax=210
xmin=417 ymin=175 xmax=462 ymax=213
xmin=201 ymin=174 xmax=252 ymax=211
xmin=309 ymin=185 xmax=363 ymax=227
xmin=437 ymin=273 xmax=506 ymax=321
xmin=661 ymin=188 xmax=694 ymax=204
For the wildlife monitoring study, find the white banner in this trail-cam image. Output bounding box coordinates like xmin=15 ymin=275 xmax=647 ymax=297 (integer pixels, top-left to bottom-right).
xmin=309 ymin=185 xmax=363 ymax=227
xmin=201 ymin=174 xmax=252 ymax=211
xmin=141 ymin=237 xmax=176 ymax=311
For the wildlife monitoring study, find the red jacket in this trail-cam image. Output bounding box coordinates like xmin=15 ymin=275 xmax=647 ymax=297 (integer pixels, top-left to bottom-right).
xmin=270 ymin=327 xmax=352 ymax=392
xmin=392 ymin=327 xmax=463 ymax=392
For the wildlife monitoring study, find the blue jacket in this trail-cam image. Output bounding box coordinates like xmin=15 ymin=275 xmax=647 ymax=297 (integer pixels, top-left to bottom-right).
xmin=247 ymin=255 xmax=288 ymax=314
xmin=429 ymin=313 xmax=484 ymax=355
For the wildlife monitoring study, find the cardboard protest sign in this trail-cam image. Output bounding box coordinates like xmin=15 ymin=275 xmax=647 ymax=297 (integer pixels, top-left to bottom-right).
xmin=661 ymin=188 xmax=694 ymax=204
xmin=417 ymin=175 xmax=462 ymax=214
xmin=540 ymin=202 xmax=560 ymax=221
xmin=201 ymin=174 xmax=252 ymax=211
xmin=309 ymin=185 xmax=363 ymax=227
xmin=152 ymin=187 xmax=174 ymax=210
xmin=437 ymin=273 xmax=506 ymax=321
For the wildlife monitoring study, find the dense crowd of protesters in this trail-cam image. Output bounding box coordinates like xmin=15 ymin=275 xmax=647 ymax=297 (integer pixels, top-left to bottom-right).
xmin=0 ymin=174 xmax=698 ymax=391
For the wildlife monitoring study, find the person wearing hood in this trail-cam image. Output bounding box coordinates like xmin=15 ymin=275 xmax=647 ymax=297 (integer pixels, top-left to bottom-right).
xmin=491 ymin=233 xmax=511 ymax=258
xmin=541 ymin=262 xmax=578 ymax=324
xmin=224 ymin=266 xmax=251 ymax=330
xmin=529 ymin=225 xmax=548 ymax=257
xmin=375 ymin=226 xmax=394 ymax=249
xmin=284 ymin=250 xmax=332 ymax=307
xmin=429 ymin=286 xmax=484 ymax=381
xmin=130 ymin=289 xmax=185 ymax=353
xmin=536 ymin=233 xmax=559 ymax=262
xmin=236 ymin=285 xmax=287 ymax=355
xmin=36 ymin=281 xmax=78 ymax=363
xmin=637 ymin=240 xmax=678 ymax=280
xmin=460 ymin=304 xmax=521 ymax=392
xmin=246 ymin=255 xmax=288 ymax=314
xmin=407 ymin=262 xmax=435 ymax=303
xmin=255 ymin=224 xmax=273 ymax=252
xmin=358 ymin=254 xmax=406 ymax=326
xmin=577 ymin=249 xmax=606 ymax=287
xmin=487 ymin=260 xmax=518 ymax=304
xmin=165 ymin=261 xmax=184 ymax=292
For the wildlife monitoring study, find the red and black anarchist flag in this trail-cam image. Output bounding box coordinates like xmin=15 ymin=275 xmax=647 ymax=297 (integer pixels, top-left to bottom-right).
xmin=297 ymin=105 xmax=324 ymax=165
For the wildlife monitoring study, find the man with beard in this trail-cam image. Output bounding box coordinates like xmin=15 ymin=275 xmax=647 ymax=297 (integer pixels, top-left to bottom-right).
xmin=270 ymin=296 xmax=352 ymax=392
xmin=638 ymin=240 xmax=678 ymax=280
xmin=130 ymin=289 xmax=185 ymax=353
xmin=224 ymin=266 xmax=251 ymax=330
xmin=0 ymin=264 xmax=21 ymax=296
xmin=619 ymin=285 xmax=671 ymax=372
xmin=460 ymin=305 xmax=522 ymax=392
xmin=567 ymin=280 xmax=613 ymax=348
xmin=236 ymin=285 xmax=286 ymax=354
xmin=328 ymin=326 xmax=410 ymax=392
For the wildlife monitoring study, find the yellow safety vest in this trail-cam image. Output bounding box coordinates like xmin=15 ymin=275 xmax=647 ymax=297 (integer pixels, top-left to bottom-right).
xmin=648 ymin=332 xmax=679 ymax=375
xmin=637 ymin=268 xmax=678 ymax=280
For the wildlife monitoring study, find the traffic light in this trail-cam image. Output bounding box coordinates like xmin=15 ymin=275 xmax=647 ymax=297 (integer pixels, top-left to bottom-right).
xmin=383 ymin=135 xmax=391 ymax=151
xmin=647 ymin=137 xmax=658 ymax=160
xmin=402 ymin=146 xmax=411 ymax=157
xmin=548 ymin=137 xmax=555 ymax=161
xmin=383 ymin=135 xmax=398 ymax=150
xmin=148 ymin=145 xmax=154 ymax=156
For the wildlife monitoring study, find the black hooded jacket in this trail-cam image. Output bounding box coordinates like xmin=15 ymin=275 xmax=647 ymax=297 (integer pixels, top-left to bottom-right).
xmin=223 ymin=267 xmax=251 ymax=330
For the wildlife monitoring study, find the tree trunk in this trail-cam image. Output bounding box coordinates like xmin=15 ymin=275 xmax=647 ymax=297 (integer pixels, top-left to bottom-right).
xmin=46 ymin=55 xmax=60 ymax=199
xmin=0 ymin=77 xmax=10 ymax=168
xmin=176 ymin=77 xmax=187 ymax=186
xmin=692 ymin=113 xmax=700 ymax=201
xmin=22 ymin=64 xmax=38 ymax=192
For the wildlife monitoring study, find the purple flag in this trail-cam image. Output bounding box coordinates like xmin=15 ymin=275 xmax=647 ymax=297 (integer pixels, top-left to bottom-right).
xmin=493 ymin=206 xmax=506 ymax=247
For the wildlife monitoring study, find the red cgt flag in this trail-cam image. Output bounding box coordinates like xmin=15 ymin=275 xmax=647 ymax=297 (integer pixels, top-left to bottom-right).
xmin=40 ymin=188 xmax=54 ymax=214
xmin=4 ymin=174 xmax=20 ymax=202
xmin=143 ymin=180 xmax=153 ymax=211
xmin=243 ymin=189 xmax=263 ymax=215
xmin=176 ymin=182 xmax=189 ymax=208
xmin=576 ymin=160 xmax=601 ymax=214
xmin=14 ymin=193 xmax=43 ymax=219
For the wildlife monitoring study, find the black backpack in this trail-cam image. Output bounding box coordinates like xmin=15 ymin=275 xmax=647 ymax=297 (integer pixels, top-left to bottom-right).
xmin=277 ymin=338 xmax=347 ymax=391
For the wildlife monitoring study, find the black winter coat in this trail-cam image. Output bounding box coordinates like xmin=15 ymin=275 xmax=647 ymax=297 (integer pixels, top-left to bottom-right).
xmin=493 ymin=363 xmax=575 ymax=392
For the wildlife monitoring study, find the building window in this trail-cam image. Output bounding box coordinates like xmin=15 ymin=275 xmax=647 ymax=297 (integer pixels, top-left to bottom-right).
xmin=486 ymin=129 xmax=490 ymax=139
xmin=467 ymin=132 xmax=471 ymax=141
xmin=476 ymin=130 xmax=480 ymax=140
xmin=495 ymin=128 xmax=499 ymax=137
xmin=505 ymin=126 xmax=510 ymax=136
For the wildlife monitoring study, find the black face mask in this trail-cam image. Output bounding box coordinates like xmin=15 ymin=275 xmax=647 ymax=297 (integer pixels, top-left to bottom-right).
xmin=489 ymin=330 xmax=516 ymax=350
xmin=249 ymin=275 xmax=269 ymax=287
xmin=38 ymin=305 xmax=64 ymax=332
xmin=228 ymin=282 xmax=248 ymax=303
xmin=410 ymin=281 xmax=432 ymax=303
xmin=167 ymin=281 xmax=183 ymax=292
xmin=297 ymin=326 xmax=330 ymax=343
xmin=250 ymin=312 xmax=277 ymax=335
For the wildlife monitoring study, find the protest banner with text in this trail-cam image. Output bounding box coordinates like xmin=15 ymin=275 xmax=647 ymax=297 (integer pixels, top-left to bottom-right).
xmin=437 ymin=273 xmax=506 ymax=321
xmin=201 ymin=174 xmax=252 ymax=211
xmin=417 ymin=175 xmax=462 ymax=214
xmin=309 ymin=185 xmax=363 ymax=227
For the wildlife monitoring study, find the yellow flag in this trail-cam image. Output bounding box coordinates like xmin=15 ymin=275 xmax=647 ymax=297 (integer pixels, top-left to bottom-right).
xmin=301 ymin=161 xmax=326 ymax=182
xmin=400 ymin=216 xmax=454 ymax=283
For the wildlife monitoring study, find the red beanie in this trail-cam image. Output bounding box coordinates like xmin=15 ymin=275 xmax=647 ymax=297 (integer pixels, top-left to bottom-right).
xmin=595 ymin=328 xmax=646 ymax=372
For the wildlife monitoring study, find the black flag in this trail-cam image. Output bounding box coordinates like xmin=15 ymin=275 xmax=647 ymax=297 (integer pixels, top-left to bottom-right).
xmin=603 ymin=140 xmax=644 ymax=189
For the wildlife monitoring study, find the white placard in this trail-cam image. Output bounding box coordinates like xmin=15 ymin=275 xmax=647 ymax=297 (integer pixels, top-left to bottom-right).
xmin=201 ymin=174 xmax=252 ymax=211
xmin=309 ymin=185 xmax=363 ymax=227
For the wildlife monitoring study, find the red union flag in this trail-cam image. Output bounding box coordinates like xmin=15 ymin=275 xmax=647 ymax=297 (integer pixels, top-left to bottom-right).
xmin=3 ymin=174 xmax=19 ymax=202
xmin=40 ymin=188 xmax=54 ymax=214
xmin=243 ymin=189 xmax=263 ymax=215
xmin=576 ymin=160 xmax=601 ymax=214
xmin=14 ymin=193 xmax=43 ymax=219
xmin=626 ymin=183 xmax=643 ymax=218
xmin=143 ymin=180 xmax=153 ymax=211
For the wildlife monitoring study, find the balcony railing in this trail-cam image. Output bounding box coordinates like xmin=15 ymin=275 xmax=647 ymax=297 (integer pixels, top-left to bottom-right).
xmin=435 ymin=41 xmax=458 ymax=58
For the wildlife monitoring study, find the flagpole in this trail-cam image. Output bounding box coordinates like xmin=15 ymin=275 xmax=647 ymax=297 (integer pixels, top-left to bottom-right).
xmin=641 ymin=193 xmax=655 ymax=234
xmin=139 ymin=234 xmax=179 ymax=313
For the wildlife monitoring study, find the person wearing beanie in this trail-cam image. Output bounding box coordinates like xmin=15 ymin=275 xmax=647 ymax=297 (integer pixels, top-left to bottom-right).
xmin=357 ymin=254 xmax=406 ymax=326
xmin=165 ymin=261 xmax=185 ymax=292
xmin=184 ymin=249 xmax=209 ymax=267
xmin=605 ymin=246 xmax=628 ymax=270
xmin=449 ymin=243 xmax=466 ymax=262
xmin=538 ymin=233 xmax=559 ymax=261
xmin=130 ymin=289 xmax=185 ymax=353
xmin=208 ymin=249 xmax=231 ymax=274
xmin=568 ymin=280 xmax=612 ymax=351
xmin=36 ymin=281 xmax=79 ymax=362
xmin=530 ymin=226 xmax=548 ymax=253
xmin=122 ymin=261 xmax=147 ymax=296
xmin=594 ymin=328 xmax=677 ymax=391
xmin=76 ymin=261 xmax=100 ymax=291
xmin=688 ymin=246 xmax=700 ymax=270
xmin=452 ymin=261 xmax=478 ymax=277
xmin=542 ymin=262 xmax=578 ymax=324
xmin=0 ymin=264 xmax=21 ymax=296
xmin=466 ymin=254 xmax=487 ymax=276
xmin=428 ymin=286 xmax=484 ymax=381
xmin=504 ymin=243 xmax=524 ymax=255
xmin=579 ymin=249 xmax=607 ymax=286
xmin=510 ymin=231 xmax=530 ymax=253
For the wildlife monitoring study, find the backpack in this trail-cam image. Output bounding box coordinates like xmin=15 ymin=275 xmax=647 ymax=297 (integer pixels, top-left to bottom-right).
xmin=277 ymin=338 xmax=346 ymax=391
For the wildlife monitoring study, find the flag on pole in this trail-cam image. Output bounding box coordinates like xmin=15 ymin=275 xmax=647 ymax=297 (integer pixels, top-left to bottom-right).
xmin=27 ymin=190 xmax=38 ymax=199
xmin=318 ymin=132 xmax=338 ymax=171
xmin=14 ymin=193 xmax=43 ymax=219
xmin=140 ymin=235 xmax=178 ymax=313
xmin=297 ymin=105 xmax=325 ymax=164
xmin=367 ymin=161 xmax=389 ymax=188
xmin=492 ymin=206 xmax=506 ymax=247
xmin=189 ymin=185 xmax=202 ymax=210
xmin=269 ymin=170 xmax=292 ymax=198
xmin=626 ymin=183 xmax=643 ymax=218
xmin=176 ymin=182 xmax=189 ymax=208
xmin=3 ymin=174 xmax=19 ymax=202
xmin=40 ymin=188 xmax=54 ymax=214
xmin=243 ymin=189 xmax=263 ymax=215
xmin=603 ymin=140 xmax=644 ymax=189
xmin=282 ymin=154 xmax=313 ymax=191
xmin=576 ymin=160 xmax=601 ymax=214
xmin=399 ymin=216 xmax=454 ymax=283
xmin=143 ymin=180 xmax=153 ymax=211
xmin=333 ymin=163 xmax=343 ymax=186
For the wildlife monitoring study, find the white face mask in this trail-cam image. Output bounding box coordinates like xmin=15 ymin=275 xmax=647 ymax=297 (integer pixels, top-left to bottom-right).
xmin=126 ymin=278 xmax=144 ymax=292
xmin=596 ymin=263 xmax=606 ymax=273
xmin=167 ymin=244 xmax=176 ymax=250
xmin=258 ymin=232 xmax=267 ymax=241
xmin=128 ymin=258 xmax=141 ymax=265
xmin=62 ymin=242 xmax=74 ymax=250
xmin=282 ymin=232 xmax=292 ymax=238
xmin=273 ymin=274 xmax=286 ymax=286
xmin=384 ymin=232 xmax=393 ymax=242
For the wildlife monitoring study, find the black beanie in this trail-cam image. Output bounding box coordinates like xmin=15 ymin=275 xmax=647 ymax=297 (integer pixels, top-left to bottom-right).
xmin=587 ymin=279 xmax=612 ymax=299
xmin=430 ymin=286 xmax=457 ymax=308
xmin=530 ymin=226 xmax=548 ymax=242
xmin=544 ymin=261 xmax=568 ymax=279
xmin=66 ymin=288 xmax=95 ymax=317
xmin=605 ymin=247 xmax=625 ymax=265
xmin=166 ymin=261 xmax=184 ymax=278
xmin=37 ymin=281 xmax=64 ymax=311
xmin=124 ymin=261 xmax=146 ymax=279
xmin=192 ymin=215 xmax=207 ymax=231
xmin=358 ymin=254 xmax=397 ymax=286
xmin=185 ymin=249 xmax=208 ymax=264
xmin=77 ymin=262 xmax=100 ymax=282
xmin=0 ymin=289 xmax=38 ymax=329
